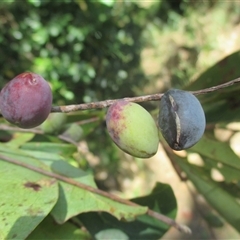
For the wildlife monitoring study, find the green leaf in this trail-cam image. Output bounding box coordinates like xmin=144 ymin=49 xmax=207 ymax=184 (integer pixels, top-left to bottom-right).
xmin=79 ymin=182 xmax=177 ymax=240
xmin=176 ymin=156 xmax=240 ymax=232
xmin=19 ymin=146 xmax=148 ymax=224
xmin=5 ymin=132 xmax=35 ymax=148
xmin=203 ymin=97 xmax=240 ymax=123
xmin=186 ymin=51 xmax=240 ymax=90
xmin=40 ymin=113 xmax=67 ymax=135
xmin=21 ymin=142 xmax=77 ymax=158
xmin=66 ymin=111 xmax=103 ymax=137
xmin=95 ymin=229 xmax=129 ymax=240
xmin=50 ymin=159 xmax=147 ymax=224
xmin=61 ymin=123 xmax=84 ymax=142
xmin=190 ymin=135 xmax=240 ymax=181
xmin=185 ymin=50 xmax=240 ymax=123
xmin=203 ymin=213 xmax=224 ymax=228
xmin=66 ymin=111 xmax=103 ymax=124
xmin=0 ymin=145 xmax=58 ymax=240
xmin=27 ymin=215 xmax=90 ymax=240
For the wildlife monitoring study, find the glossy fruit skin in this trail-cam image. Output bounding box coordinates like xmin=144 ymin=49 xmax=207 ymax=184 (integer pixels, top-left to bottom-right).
xmin=106 ymin=100 xmax=159 ymax=158
xmin=0 ymin=72 xmax=52 ymax=128
xmin=158 ymin=89 xmax=206 ymax=150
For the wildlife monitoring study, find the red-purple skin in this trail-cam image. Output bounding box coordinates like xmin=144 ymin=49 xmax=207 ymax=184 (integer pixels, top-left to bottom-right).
xmin=106 ymin=100 xmax=159 ymax=158
xmin=106 ymin=100 xmax=128 ymax=145
xmin=0 ymin=72 xmax=52 ymax=128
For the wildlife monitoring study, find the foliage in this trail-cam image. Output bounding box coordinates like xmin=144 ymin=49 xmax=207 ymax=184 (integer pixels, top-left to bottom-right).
xmin=0 ymin=133 xmax=176 ymax=239
xmin=0 ymin=0 xmax=150 ymax=104
xmin=1 ymin=0 xmax=240 ymax=239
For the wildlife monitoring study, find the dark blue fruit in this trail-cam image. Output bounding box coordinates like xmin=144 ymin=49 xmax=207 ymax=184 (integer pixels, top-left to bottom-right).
xmin=158 ymin=89 xmax=206 ymax=150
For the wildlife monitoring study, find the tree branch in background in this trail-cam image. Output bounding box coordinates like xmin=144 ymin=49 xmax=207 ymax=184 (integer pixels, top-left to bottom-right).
xmin=51 ymin=77 xmax=240 ymax=113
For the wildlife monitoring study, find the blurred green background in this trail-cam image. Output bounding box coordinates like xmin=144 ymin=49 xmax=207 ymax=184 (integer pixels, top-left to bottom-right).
xmin=2 ymin=0 xmax=239 ymax=104
xmin=1 ymin=0 xmax=240 ymax=150
xmin=1 ymin=0 xmax=240 ymax=239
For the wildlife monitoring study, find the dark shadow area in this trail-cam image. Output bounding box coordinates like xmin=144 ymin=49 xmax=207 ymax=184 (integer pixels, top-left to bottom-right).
xmin=5 ymin=215 xmax=45 ymax=240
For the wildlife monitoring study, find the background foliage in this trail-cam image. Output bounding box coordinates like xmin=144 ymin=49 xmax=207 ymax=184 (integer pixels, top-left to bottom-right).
xmin=1 ymin=0 xmax=240 ymax=239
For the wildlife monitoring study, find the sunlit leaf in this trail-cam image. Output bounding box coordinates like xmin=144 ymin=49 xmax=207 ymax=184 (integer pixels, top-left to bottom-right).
xmin=79 ymin=182 xmax=177 ymax=240
xmin=95 ymin=228 xmax=129 ymax=240
xmin=5 ymin=132 xmax=35 ymax=148
xmin=21 ymin=142 xmax=77 ymax=157
xmin=176 ymin=155 xmax=240 ymax=232
xmin=16 ymin=146 xmax=148 ymax=224
xmin=0 ymin=145 xmax=58 ymax=240
xmin=190 ymin=135 xmax=240 ymax=182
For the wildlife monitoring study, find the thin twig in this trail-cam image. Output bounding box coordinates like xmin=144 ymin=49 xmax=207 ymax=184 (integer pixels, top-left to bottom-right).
xmin=50 ymin=77 xmax=240 ymax=113
xmin=147 ymin=209 xmax=191 ymax=234
xmin=0 ymin=124 xmax=42 ymax=134
xmin=0 ymin=116 xmax=100 ymax=146
xmin=0 ymin=124 xmax=78 ymax=146
xmin=0 ymin=153 xmax=191 ymax=234
xmin=51 ymin=94 xmax=164 ymax=113
xmin=0 ymin=78 xmax=240 ymax=115
xmin=191 ymin=77 xmax=240 ymax=95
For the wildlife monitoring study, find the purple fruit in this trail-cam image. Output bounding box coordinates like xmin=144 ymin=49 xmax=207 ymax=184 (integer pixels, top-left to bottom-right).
xmin=0 ymin=72 xmax=52 ymax=128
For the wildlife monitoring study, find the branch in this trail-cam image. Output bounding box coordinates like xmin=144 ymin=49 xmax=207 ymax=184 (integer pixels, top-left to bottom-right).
xmin=0 ymin=78 xmax=240 ymax=115
xmin=51 ymin=93 xmax=164 ymax=113
xmin=51 ymin=77 xmax=240 ymax=113
xmin=0 ymin=153 xmax=191 ymax=235
xmin=191 ymin=77 xmax=240 ymax=95
xmin=0 ymin=116 xmax=99 ymax=146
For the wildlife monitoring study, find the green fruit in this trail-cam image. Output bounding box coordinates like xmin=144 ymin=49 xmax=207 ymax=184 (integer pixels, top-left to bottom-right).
xmin=106 ymin=100 xmax=159 ymax=158
xmin=41 ymin=113 xmax=67 ymax=134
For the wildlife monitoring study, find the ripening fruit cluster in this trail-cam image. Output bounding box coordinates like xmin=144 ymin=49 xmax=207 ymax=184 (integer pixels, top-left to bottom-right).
xmin=106 ymin=91 xmax=206 ymax=158
xmin=0 ymin=72 xmax=206 ymax=158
